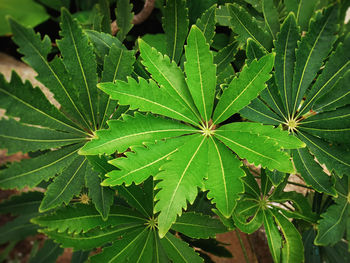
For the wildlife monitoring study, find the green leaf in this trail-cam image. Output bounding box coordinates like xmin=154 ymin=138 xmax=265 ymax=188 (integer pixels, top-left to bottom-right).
xmin=71 ymin=250 xmax=90 ymax=263
xmin=115 ymin=0 xmax=134 ymax=41
xmin=79 ymin=112 xmax=196 ymax=155
xmin=217 ymin=122 xmax=305 ymax=149
xmin=271 ymin=191 xmax=318 ymax=223
xmin=240 ymin=98 xmax=284 ymax=125
xmin=262 ymin=0 xmax=280 ymax=40
xmin=141 ymin=33 xmax=167 ymax=55
xmin=103 ymin=137 xmax=187 ymax=186
xmin=291 ymin=5 xmax=339 ymax=115
xmin=29 ymin=239 xmax=64 ymax=263
xmin=213 ymin=53 xmax=274 ymax=124
xmin=42 ymin=224 xmax=142 ymax=250
xmin=101 ymin=46 xmax=134 ymax=84
xmin=315 ymin=186 xmax=348 ymax=245
xmin=263 ymin=210 xmax=282 ymax=263
xmin=227 ymin=3 xmax=272 ymax=51
xmin=215 ymin=126 xmax=295 ymax=173
xmin=85 ymin=164 xmax=115 ymax=220
xmin=0 ymin=192 xmax=43 ymax=215
xmin=184 ymin=25 xmax=216 ymax=122
xmin=99 ymin=44 xmax=135 ymax=128
xmin=0 ymin=118 xmax=85 ymax=155
xmin=270 ymin=209 xmax=304 ymax=263
xmin=301 ymin=35 xmax=350 ymax=114
xmin=171 ymin=212 xmax=227 ymax=239
xmin=196 ymin=4 xmax=216 ymax=44
xmin=297 ymin=131 xmax=350 ymax=176
xmin=154 ymin=134 xmax=208 ymax=237
xmin=90 ymin=227 xmax=149 ymax=262
xmin=117 ymin=184 xmax=153 ymax=218
xmin=138 ymin=39 xmax=201 ymax=122
xmin=314 ymin=69 xmax=350 ymax=112
xmin=205 ymin=137 xmax=244 ymax=217
xmin=295 ymin=0 xmax=320 ymax=31
xmin=214 ymin=41 xmax=238 ymax=81
xmin=0 ymin=0 xmax=49 ymax=35
xmin=274 ymin=13 xmax=299 ymax=117
xmin=246 ymin=38 xmax=267 ymax=65
xmin=58 ymin=9 xmax=98 ymax=130
xmin=163 ymin=0 xmax=189 ymax=63
xmin=40 ymin=156 xmax=87 ymax=212
xmin=0 ymin=143 xmax=81 ymax=189
xmin=32 ymin=203 xmax=146 ymax=234
xmin=298 ymin=105 xmax=350 ymax=144
xmin=0 ymin=73 xmax=83 ymax=135
xmin=86 ymin=30 xmax=124 ymax=59
xmin=98 ymin=78 xmax=199 ymax=126
xmin=0 ymin=215 xmax=38 ymax=245
xmin=232 ymin=199 xmax=263 ymax=234
xmin=8 ymin=18 xmax=90 ymax=130
xmin=160 ymin=233 xmax=203 ymax=263
xmin=265 ymin=169 xmax=286 ymax=186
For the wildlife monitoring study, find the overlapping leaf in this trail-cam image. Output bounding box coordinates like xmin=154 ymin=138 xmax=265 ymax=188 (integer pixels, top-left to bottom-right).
xmin=232 ymin=170 xmax=310 ymax=263
xmin=82 ymin=25 xmax=304 ymax=237
xmin=33 ymin=181 xmax=215 ymax=262
xmin=241 ymin=4 xmax=350 ymax=195
xmin=0 ymin=9 xmax=134 ymax=218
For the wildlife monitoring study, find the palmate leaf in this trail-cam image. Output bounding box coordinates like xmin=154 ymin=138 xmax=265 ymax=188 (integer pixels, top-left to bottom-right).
xmin=34 ymin=180 xmax=206 ymax=262
xmin=242 ymin=4 xmax=350 ymax=190
xmin=83 ymin=25 xmax=303 ymax=238
xmin=0 ymin=8 xmax=140 ymax=225
xmin=233 ymin=170 xmax=306 ymax=263
xmin=163 ymin=0 xmax=189 ymax=63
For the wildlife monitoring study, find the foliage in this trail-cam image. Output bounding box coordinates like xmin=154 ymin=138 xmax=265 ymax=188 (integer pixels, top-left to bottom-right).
xmin=0 ymin=0 xmax=349 ymax=262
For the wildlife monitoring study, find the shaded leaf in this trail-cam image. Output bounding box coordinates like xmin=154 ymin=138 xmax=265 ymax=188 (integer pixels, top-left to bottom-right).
xmin=163 ymin=0 xmax=189 ymax=63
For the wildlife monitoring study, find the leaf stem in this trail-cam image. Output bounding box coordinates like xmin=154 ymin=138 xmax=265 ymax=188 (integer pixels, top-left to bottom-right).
xmin=235 ymin=229 xmax=251 ymax=263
